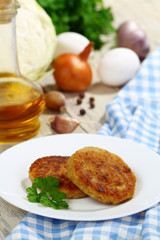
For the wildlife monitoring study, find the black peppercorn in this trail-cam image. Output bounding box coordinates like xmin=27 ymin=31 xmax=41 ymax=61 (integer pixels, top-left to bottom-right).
xmin=79 ymin=109 xmax=86 ymax=115
xmin=79 ymin=93 xmax=85 ymax=99
xmin=76 ymin=98 xmax=82 ymax=105
xmin=89 ymin=97 xmax=95 ymax=103
xmin=90 ymin=102 xmax=95 ymax=109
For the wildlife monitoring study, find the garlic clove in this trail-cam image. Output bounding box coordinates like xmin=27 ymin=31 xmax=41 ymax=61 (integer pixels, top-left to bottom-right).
xmin=45 ymin=90 xmax=66 ymax=112
xmin=50 ymin=115 xmax=80 ymax=134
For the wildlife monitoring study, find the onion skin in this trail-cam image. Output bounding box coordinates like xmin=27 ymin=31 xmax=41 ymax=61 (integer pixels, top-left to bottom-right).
xmin=117 ymin=21 xmax=150 ymax=60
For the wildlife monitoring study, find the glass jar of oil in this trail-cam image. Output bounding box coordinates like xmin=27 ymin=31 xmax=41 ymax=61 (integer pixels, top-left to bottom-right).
xmin=0 ymin=0 xmax=45 ymax=143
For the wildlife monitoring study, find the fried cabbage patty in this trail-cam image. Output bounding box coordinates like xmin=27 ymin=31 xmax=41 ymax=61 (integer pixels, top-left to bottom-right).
xmin=29 ymin=156 xmax=87 ymax=199
xmin=67 ymin=147 xmax=136 ymax=204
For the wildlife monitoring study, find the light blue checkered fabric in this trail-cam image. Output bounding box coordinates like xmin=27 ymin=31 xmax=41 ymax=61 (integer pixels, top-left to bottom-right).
xmin=6 ymin=47 xmax=160 ymax=240
xmin=98 ymin=46 xmax=160 ymax=153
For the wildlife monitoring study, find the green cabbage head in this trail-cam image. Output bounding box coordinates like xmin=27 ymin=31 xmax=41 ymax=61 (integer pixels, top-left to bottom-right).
xmin=16 ymin=0 xmax=56 ymax=81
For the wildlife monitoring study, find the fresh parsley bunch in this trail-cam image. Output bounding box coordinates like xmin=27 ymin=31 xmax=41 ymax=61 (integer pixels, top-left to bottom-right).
xmin=26 ymin=176 xmax=69 ymax=209
xmin=36 ymin=0 xmax=115 ymax=49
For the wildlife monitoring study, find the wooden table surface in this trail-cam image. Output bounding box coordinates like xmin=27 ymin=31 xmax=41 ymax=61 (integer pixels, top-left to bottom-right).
xmin=1 ymin=0 xmax=160 ymax=238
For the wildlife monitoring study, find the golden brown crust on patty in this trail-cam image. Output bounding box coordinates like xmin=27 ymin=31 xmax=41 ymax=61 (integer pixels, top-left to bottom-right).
xmin=67 ymin=147 xmax=136 ymax=204
xmin=29 ymin=156 xmax=87 ymax=199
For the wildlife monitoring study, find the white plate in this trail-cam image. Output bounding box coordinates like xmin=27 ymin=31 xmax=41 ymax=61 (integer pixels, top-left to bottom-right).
xmin=0 ymin=133 xmax=160 ymax=221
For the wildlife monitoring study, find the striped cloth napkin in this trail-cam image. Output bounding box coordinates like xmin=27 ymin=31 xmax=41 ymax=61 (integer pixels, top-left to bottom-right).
xmin=6 ymin=46 xmax=160 ymax=240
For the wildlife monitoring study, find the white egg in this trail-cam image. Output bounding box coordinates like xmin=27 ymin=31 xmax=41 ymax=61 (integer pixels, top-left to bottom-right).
xmin=54 ymin=32 xmax=90 ymax=58
xmin=98 ymin=48 xmax=140 ymax=87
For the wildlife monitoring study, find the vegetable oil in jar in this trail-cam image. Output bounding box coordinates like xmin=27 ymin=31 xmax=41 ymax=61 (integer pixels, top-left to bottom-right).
xmin=0 ymin=0 xmax=45 ymax=143
xmin=0 ymin=74 xmax=45 ymax=142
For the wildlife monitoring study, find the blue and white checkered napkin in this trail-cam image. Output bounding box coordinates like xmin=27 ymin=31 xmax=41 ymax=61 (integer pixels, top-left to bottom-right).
xmin=6 ymin=47 xmax=160 ymax=240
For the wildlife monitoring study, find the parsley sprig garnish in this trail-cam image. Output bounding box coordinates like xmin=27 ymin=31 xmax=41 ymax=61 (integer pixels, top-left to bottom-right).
xmin=26 ymin=176 xmax=69 ymax=209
